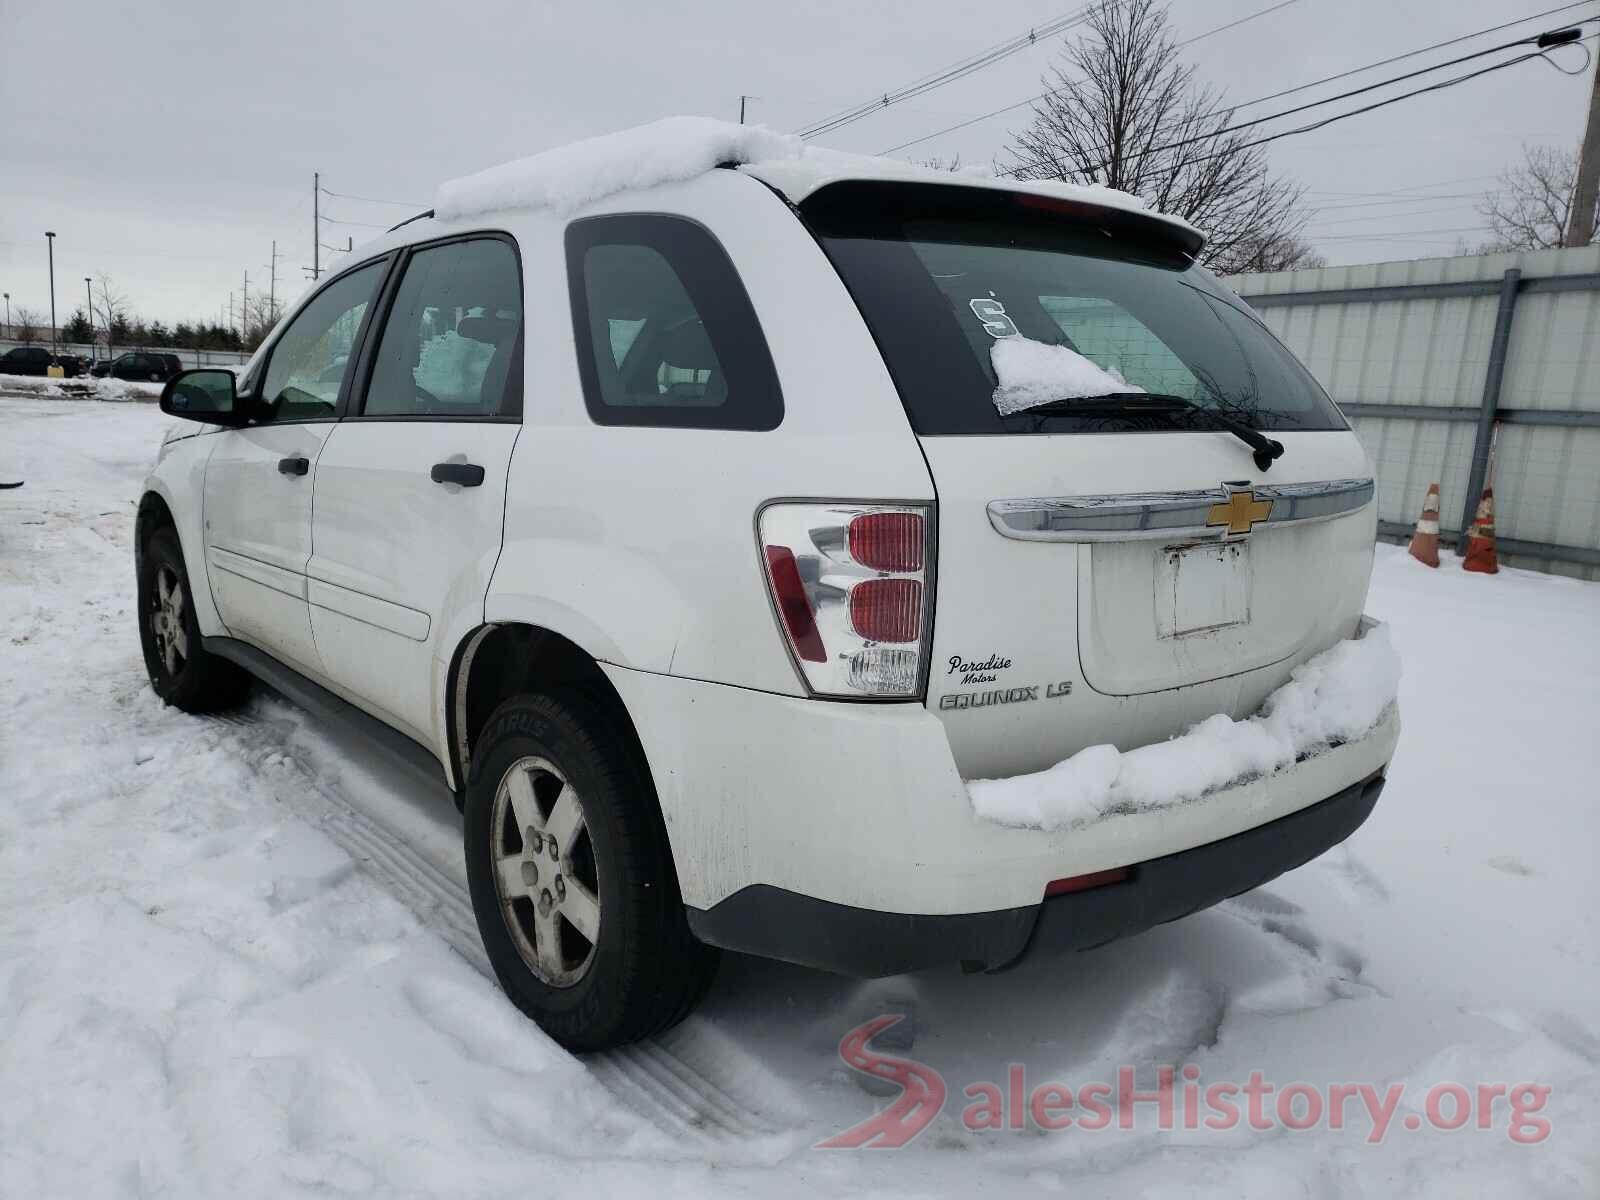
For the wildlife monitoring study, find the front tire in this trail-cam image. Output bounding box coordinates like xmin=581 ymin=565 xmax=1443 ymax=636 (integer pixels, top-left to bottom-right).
xmin=138 ymin=527 xmax=250 ymax=712
xmin=464 ymin=690 xmax=718 ymax=1051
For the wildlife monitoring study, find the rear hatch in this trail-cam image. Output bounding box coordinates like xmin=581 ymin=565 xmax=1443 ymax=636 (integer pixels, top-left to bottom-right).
xmin=801 ymin=182 xmax=1377 ymax=778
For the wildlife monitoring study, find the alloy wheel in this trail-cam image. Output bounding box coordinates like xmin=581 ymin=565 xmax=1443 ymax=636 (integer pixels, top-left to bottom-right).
xmin=150 ymin=564 xmax=189 ymax=677
xmin=490 ymin=755 xmax=602 ymax=987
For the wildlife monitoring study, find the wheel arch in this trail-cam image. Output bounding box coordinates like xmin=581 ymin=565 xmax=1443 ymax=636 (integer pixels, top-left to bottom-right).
xmin=445 ymin=622 xmax=650 ymax=802
xmin=134 ymin=489 xmax=177 ymax=570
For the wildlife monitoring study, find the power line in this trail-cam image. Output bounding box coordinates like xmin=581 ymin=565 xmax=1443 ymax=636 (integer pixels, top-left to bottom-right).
xmin=1229 ymin=0 xmax=1595 ymax=112
xmin=795 ymin=5 xmax=1097 ymax=140
xmin=319 ymin=215 xmax=390 ymax=229
xmin=882 ymin=2 xmax=1596 ymax=158
xmin=1002 ymin=23 xmax=1592 ymax=179
xmin=880 ymin=0 xmax=1302 ymax=154
xmin=318 ymin=186 xmax=426 ymax=208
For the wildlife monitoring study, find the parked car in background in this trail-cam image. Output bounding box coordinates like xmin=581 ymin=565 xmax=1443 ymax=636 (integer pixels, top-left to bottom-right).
xmin=0 ymin=346 xmax=87 ymax=377
xmin=92 ymin=351 xmax=184 ymax=382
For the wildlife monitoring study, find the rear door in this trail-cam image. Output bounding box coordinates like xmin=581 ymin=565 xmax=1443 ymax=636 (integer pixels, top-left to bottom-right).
xmin=306 ymin=234 xmax=522 ymax=748
xmin=202 ymin=260 xmax=389 ymax=674
xmin=804 ymin=183 xmax=1377 ymax=777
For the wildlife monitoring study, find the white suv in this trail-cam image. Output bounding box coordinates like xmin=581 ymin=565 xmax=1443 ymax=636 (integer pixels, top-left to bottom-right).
xmin=136 ymin=150 xmax=1398 ymax=1050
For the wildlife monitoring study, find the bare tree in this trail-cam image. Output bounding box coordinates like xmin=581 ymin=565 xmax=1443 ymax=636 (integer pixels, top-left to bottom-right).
xmin=241 ymin=293 xmax=283 ymax=350
xmin=1477 ymin=144 xmax=1596 ymax=251
xmin=91 ymin=274 xmax=132 ymax=359
xmin=13 ymin=307 xmax=41 ymax=344
xmin=1007 ymin=0 xmax=1315 ymax=275
xmin=1227 ymin=232 xmax=1326 ymax=274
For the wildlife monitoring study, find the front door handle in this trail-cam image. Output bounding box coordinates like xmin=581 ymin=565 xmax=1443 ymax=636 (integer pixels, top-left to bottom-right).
xmin=277 ymin=456 xmax=310 ymax=476
xmin=430 ymin=461 xmax=485 ymax=488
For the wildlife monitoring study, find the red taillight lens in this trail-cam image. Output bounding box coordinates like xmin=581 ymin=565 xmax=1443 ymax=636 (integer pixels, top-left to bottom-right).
xmin=763 ymin=545 xmax=826 ymax=662
xmin=848 ymin=512 xmax=925 ymax=572
xmin=849 ymin=578 xmax=922 ymax=642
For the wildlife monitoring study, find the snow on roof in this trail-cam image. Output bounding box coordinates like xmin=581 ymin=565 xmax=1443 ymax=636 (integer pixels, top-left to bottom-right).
xmin=434 ymin=117 xmax=802 ymax=219
xmin=433 ymin=117 xmax=1201 ymax=245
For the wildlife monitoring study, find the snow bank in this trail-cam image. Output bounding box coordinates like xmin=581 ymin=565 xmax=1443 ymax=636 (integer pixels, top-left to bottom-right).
xmin=969 ymin=624 xmax=1402 ymax=830
xmin=989 ymin=335 xmax=1137 ymax=415
xmin=0 ymin=372 xmax=165 ymax=403
xmin=434 ymin=116 xmax=803 ymax=219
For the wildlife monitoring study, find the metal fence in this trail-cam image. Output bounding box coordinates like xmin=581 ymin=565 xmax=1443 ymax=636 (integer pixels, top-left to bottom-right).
xmin=0 ymin=335 xmax=251 ymax=371
xmin=1229 ymin=244 xmax=1600 ymax=581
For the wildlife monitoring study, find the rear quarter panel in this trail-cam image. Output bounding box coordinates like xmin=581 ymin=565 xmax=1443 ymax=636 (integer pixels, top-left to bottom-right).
xmin=487 ymin=171 xmax=934 ymax=692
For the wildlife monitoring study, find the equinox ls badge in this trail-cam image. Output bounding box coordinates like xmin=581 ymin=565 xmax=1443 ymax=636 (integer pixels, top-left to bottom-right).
xmin=1206 ymin=488 xmax=1274 ymax=535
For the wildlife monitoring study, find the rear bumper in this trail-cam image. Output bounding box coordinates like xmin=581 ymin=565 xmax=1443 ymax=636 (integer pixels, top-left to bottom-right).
xmin=686 ymin=768 xmax=1385 ymax=976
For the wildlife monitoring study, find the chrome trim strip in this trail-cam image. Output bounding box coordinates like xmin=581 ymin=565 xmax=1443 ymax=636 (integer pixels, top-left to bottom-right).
xmin=987 ymin=478 xmax=1375 ymax=542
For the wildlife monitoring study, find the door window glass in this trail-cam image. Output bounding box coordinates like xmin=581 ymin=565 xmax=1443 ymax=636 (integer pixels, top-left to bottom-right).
xmin=363 ymin=238 xmax=523 ymax=419
xmin=259 ymin=261 xmax=385 ymax=422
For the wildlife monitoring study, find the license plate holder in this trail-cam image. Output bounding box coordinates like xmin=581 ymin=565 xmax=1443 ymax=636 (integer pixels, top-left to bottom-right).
xmin=1156 ymin=541 xmax=1252 ymax=638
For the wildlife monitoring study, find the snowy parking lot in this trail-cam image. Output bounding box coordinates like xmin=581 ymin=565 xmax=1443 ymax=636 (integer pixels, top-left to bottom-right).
xmin=2 ymin=396 xmax=1597 ymax=1197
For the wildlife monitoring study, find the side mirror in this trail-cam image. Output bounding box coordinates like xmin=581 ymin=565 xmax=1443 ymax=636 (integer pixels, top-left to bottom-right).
xmin=159 ymin=369 xmax=250 ymax=426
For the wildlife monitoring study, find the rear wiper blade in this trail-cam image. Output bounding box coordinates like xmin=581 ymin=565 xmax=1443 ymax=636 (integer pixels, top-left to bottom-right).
xmin=1011 ymin=392 xmax=1286 ymax=471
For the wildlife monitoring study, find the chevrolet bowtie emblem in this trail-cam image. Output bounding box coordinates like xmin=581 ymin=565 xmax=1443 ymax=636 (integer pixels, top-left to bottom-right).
xmin=1206 ymin=489 xmax=1273 ymax=535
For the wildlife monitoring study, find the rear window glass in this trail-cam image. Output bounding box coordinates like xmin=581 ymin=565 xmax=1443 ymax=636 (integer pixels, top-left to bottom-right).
xmin=565 ymin=214 xmax=782 ymax=431
xmin=802 ymin=182 xmax=1346 ymax=436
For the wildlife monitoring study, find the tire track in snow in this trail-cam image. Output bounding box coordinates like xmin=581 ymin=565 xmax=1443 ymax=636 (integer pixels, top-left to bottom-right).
xmin=205 ymin=707 xmax=810 ymax=1156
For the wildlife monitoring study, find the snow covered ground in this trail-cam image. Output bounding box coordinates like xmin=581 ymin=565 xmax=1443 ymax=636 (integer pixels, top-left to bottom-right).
xmin=2 ymin=397 xmax=1596 ymax=1198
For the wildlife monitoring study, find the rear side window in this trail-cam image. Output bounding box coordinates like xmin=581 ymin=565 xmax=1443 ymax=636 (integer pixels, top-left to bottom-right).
xmin=565 ymin=214 xmax=782 ymax=430
xmin=362 ymin=236 xmax=523 ymax=419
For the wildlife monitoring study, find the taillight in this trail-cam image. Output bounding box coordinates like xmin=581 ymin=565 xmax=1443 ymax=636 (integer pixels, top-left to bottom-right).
xmin=758 ymin=502 xmax=933 ymax=698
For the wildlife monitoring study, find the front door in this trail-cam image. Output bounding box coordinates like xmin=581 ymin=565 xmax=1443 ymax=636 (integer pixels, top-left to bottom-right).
xmin=203 ymin=260 xmax=389 ymax=674
xmin=307 ymin=235 xmax=523 ymax=748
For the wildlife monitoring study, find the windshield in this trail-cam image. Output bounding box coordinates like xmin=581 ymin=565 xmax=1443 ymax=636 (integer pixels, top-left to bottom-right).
xmin=802 ymin=182 xmax=1347 ymax=436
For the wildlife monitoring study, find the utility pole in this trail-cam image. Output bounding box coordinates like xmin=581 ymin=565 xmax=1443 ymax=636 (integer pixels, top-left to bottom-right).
xmin=739 ymin=95 xmax=756 ymax=124
xmin=313 ymin=170 xmax=321 ymax=280
xmin=44 ymin=231 xmax=57 ymax=363
xmin=1566 ymin=52 xmax=1600 ymax=248
xmin=3 ymin=293 xmax=9 ymax=330
xmin=242 ymin=269 xmax=249 ymax=345
xmin=84 ymin=278 xmax=93 ymax=359
xmin=266 ymin=240 xmax=280 ymax=326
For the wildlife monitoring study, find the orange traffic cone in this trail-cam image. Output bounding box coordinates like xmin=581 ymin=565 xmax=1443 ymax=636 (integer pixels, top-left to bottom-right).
xmin=1462 ymin=487 xmax=1499 ymax=574
xmin=1407 ymin=482 xmax=1442 ymax=567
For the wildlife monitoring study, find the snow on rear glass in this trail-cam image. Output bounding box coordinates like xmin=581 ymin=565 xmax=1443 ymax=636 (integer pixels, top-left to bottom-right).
xmin=989 ymin=335 xmax=1140 ymax=416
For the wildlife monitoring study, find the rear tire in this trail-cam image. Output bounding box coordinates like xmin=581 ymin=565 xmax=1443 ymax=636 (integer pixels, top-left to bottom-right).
xmin=138 ymin=527 xmax=250 ymax=713
xmin=464 ymin=690 xmax=718 ymax=1051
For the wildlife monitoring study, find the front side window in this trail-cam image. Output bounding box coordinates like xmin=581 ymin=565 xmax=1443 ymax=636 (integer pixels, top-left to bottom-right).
xmin=258 ymin=260 xmax=385 ymax=422
xmin=566 ymin=214 xmax=782 ymax=430
xmin=363 ymin=237 xmax=523 ymax=419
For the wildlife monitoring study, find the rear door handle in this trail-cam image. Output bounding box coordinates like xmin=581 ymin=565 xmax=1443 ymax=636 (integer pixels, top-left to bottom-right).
xmin=430 ymin=461 xmax=485 ymax=488
xmin=277 ymin=456 xmax=310 ymax=476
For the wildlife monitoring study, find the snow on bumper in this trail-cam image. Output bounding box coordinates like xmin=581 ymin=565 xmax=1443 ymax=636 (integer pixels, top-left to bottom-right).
xmin=603 ymin=619 xmax=1399 ymax=922
xmin=970 ymin=618 xmax=1401 ymax=831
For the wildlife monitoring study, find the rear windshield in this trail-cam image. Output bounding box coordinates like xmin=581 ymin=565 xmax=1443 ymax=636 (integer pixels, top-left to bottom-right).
xmin=801 ymin=182 xmax=1346 ymax=436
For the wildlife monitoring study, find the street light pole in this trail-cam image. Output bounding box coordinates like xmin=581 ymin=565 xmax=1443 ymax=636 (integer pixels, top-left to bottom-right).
xmin=45 ymin=231 xmax=58 ymax=364
xmin=84 ymin=278 xmax=94 ymax=361
xmin=3 ymin=292 xmax=9 ymax=331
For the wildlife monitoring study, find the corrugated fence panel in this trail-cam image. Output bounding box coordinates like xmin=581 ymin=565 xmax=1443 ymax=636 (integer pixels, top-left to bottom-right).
xmin=1231 ymin=245 xmax=1600 ymax=581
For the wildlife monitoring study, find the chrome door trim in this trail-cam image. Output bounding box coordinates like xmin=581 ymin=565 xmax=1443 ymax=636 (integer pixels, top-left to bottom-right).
xmin=986 ymin=478 xmax=1375 ymax=542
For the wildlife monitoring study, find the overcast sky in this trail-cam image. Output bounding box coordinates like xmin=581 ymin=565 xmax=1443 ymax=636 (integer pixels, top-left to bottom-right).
xmin=3 ymin=0 xmax=1593 ymax=326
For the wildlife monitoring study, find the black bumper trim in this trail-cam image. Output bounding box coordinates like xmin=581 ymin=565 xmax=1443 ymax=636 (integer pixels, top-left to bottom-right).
xmin=686 ymin=770 xmax=1385 ymax=977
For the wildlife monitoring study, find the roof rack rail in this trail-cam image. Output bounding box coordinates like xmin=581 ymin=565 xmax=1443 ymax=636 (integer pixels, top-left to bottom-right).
xmin=387 ymin=209 xmax=435 ymax=233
